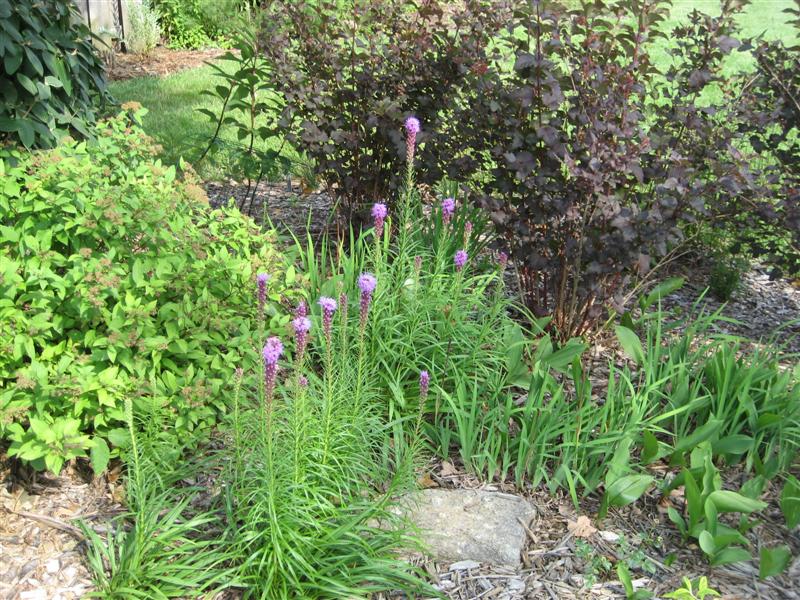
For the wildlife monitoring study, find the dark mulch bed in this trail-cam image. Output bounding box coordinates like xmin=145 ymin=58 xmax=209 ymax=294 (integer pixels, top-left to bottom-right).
xmin=106 ymin=47 xmax=225 ymax=81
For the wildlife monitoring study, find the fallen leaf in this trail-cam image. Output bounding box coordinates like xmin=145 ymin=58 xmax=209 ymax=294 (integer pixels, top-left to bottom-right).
xmin=417 ymin=473 xmax=438 ymax=489
xmin=567 ymin=515 xmax=597 ymax=538
xmin=439 ymin=460 xmax=458 ymax=476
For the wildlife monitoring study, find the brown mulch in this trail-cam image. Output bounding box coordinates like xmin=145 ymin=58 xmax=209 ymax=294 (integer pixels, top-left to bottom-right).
xmin=106 ymin=47 xmax=225 ymax=81
xmin=0 ymin=459 xmax=123 ymax=600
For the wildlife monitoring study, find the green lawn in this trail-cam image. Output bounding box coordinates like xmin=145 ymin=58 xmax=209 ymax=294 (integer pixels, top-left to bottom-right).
xmin=109 ymin=64 xmax=296 ymax=181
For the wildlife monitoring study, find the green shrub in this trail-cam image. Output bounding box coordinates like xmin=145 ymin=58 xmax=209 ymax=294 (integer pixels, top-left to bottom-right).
xmin=0 ymin=0 xmax=112 ymax=148
xmin=152 ymin=0 xmax=246 ymax=49
xmin=259 ymin=0 xmax=510 ymax=218
xmin=126 ymin=0 xmax=162 ymax=55
xmin=0 ymin=110 xmax=299 ymax=474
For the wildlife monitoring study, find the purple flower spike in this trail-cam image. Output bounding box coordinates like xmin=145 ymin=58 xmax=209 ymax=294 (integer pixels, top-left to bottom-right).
xmin=292 ymin=316 xmax=311 ymax=363
xmin=358 ymin=273 xmax=377 ymax=328
xmin=454 ymin=249 xmax=468 ymax=271
xmin=419 ymin=370 xmax=430 ymax=401
xmin=262 ymin=337 xmax=283 ymax=403
xmin=465 ymin=220 xmax=473 ymax=239
xmin=256 ymin=273 xmax=270 ymax=317
xmin=296 ymin=300 xmax=307 ymax=319
xmin=414 ymin=255 xmax=422 ymax=273
xmin=498 ymin=251 xmax=509 ymax=269
xmin=318 ymin=296 xmax=337 ymax=344
xmin=441 ymin=198 xmax=455 ymax=224
xmin=404 ymin=116 xmax=420 ymax=164
xmin=298 ymin=375 xmax=308 ymax=388
xmin=372 ymin=202 xmax=388 ymax=238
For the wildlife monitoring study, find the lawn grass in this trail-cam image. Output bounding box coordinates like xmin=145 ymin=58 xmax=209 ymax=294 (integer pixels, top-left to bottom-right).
xmin=108 ymin=63 xmax=297 ymax=182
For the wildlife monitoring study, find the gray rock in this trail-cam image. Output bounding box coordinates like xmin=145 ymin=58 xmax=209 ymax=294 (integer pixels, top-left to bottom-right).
xmin=403 ymin=489 xmax=535 ymax=566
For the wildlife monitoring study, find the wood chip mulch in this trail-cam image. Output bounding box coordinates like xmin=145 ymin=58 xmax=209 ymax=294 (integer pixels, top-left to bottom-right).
xmin=105 ymin=47 xmax=225 ymax=81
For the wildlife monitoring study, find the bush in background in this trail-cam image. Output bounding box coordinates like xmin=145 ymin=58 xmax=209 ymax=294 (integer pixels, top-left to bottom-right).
xmin=259 ymin=0 xmax=510 ymax=220
xmin=152 ymin=0 xmax=248 ymax=49
xmin=126 ymin=0 xmax=162 ymax=55
xmin=0 ymin=110 xmax=299 ymax=474
xmin=0 ymin=0 xmax=112 ymax=148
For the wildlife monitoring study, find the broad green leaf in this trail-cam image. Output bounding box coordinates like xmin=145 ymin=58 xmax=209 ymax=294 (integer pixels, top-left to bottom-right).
xmin=780 ymin=476 xmax=800 ymax=528
xmin=674 ymin=418 xmax=723 ymax=455
xmin=698 ymin=530 xmax=716 ymax=556
xmin=615 ymin=325 xmax=644 ymax=365
xmin=707 ymin=490 xmax=767 ymax=514
xmin=710 ymin=547 xmax=751 ymax=566
xmin=90 ymin=437 xmax=110 ymax=475
xmin=603 ymin=474 xmax=654 ymax=509
xmin=759 ymin=546 xmax=791 ymax=579
xmin=641 ymin=277 xmax=684 ymax=309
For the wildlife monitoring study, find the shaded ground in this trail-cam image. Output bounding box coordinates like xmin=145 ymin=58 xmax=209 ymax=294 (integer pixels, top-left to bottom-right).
xmin=106 ymin=47 xmax=225 ymax=81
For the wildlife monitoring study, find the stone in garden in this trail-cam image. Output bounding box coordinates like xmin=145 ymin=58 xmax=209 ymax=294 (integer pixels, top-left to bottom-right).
xmin=403 ymin=489 xmax=535 ymax=566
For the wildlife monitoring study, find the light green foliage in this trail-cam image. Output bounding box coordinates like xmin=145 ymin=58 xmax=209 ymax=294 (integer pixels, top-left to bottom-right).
xmin=664 ymin=576 xmax=720 ymax=600
xmin=781 ymin=476 xmax=800 ymax=529
xmin=666 ymin=443 xmax=766 ymax=565
xmin=79 ymin=398 xmax=231 ymax=597
xmin=0 ymin=111 xmax=297 ymax=473
xmin=126 ymin=0 xmax=162 ymax=55
xmin=152 ymin=0 xmax=247 ymax=49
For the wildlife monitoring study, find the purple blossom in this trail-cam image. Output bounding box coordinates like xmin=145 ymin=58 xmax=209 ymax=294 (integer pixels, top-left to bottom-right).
xmin=358 ymin=273 xmax=377 ymax=328
xmin=498 ymin=251 xmax=509 ymax=269
xmin=464 ymin=220 xmax=473 ymax=241
xmin=298 ymin=375 xmax=308 ymax=388
xmin=404 ymin=116 xmax=420 ymax=164
xmin=441 ymin=198 xmax=455 ymax=224
xmin=256 ymin=273 xmax=270 ymax=317
xmin=454 ymin=249 xmax=468 ymax=271
xmin=262 ymin=337 xmax=283 ymax=403
xmin=414 ymin=255 xmax=422 ymax=273
xmin=404 ymin=116 xmax=421 ymax=136
xmin=295 ymin=300 xmax=307 ymax=318
xmin=372 ymin=202 xmax=388 ymax=238
xmin=292 ymin=316 xmax=311 ymax=362
xmin=358 ymin=273 xmax=377 ymax=295
xmin=318 ymin=296 xmax=337 ymax=344
xmin=419 ymin=370 xmax=430 ymax=400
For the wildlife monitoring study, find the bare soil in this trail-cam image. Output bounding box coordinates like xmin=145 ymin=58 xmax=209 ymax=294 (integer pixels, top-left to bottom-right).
xmin=106 ymin=47 xmax=225 ymax=81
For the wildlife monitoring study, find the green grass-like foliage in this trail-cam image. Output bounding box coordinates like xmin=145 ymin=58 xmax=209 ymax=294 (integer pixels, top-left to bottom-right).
xmin=79 ymin=398 xmax=232 ymax=598
xmin=222 ymin=272 xmax=429 ymax=598
xmin=0 ymin=0 xmax=112 ymax=148
xmin=0 ymin=110 xmax=298 ymax=474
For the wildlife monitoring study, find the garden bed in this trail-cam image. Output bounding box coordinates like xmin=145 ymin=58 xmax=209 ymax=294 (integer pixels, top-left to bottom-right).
xmin=106 ymin=47 xmax=225 ymax=81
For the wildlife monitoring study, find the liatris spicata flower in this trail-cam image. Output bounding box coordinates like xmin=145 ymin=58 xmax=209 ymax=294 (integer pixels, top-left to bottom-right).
xmin=498 ymin=251 xmax=509 ymax=269
xmin=419 ymin=370 xmax=430 ymax=401
xmin=292 ymin=315 xmax=311 ymax=363
xmin=464 ymin=221 xmax=473 ymax=245
xmin=441 ymin=197 xmax=455 ymax=225
xmin=318 ymin=296 xmax=337 ymax=344
xmin=404 ymin=116 xmax=420 ymax=164
xmin=262 ymin=337 xmax=283 ymax=403
xmin=358 ymin=273 xmax=377 ymax=328
xmin=454 ymin=249 xmax=468 ymax=271
xmin=298 ymin=375 xmax=308 ymax=388
xmin=414 ymin=255 xmax=422 ymax=274
xmin=371 ymin=202 xmax=388 ymax=238
xmin=256 ymin=273 xmax=270 ymax=317
xmin=295 ymin=300 xmax=307 ymax=318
